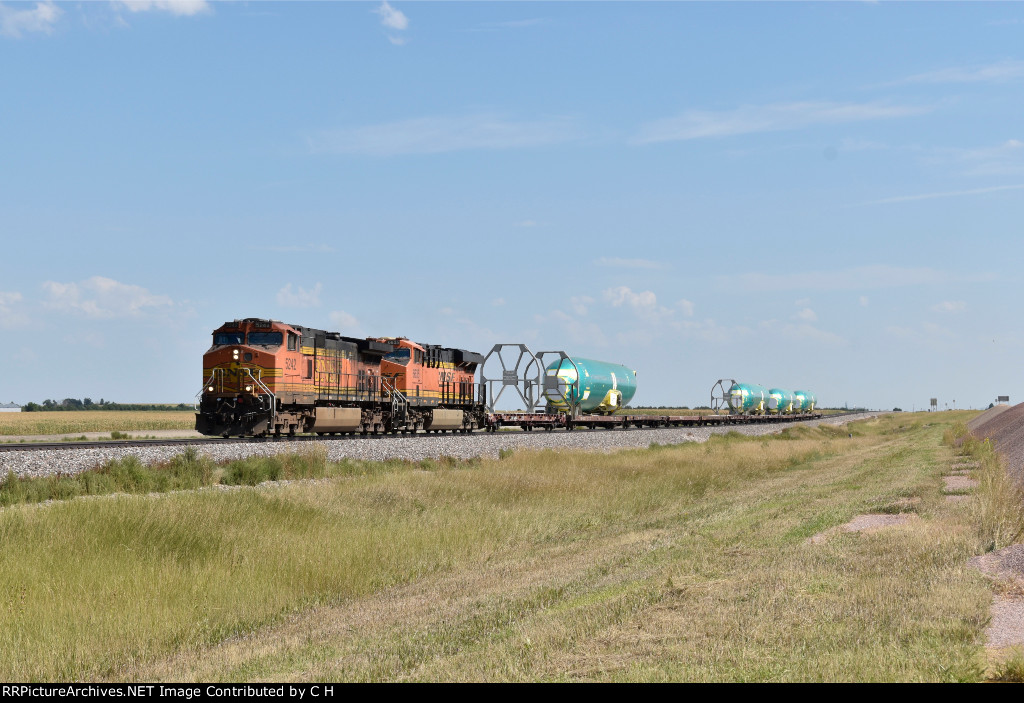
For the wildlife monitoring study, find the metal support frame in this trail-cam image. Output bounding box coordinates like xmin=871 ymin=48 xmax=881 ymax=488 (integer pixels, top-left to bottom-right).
xmin=480 ymin=344 xmax=578 ymax=415
xmin=535 ymin=351 xmax=582 ymax=418
xmin=710 ymin=378 xmax=736 ymax=415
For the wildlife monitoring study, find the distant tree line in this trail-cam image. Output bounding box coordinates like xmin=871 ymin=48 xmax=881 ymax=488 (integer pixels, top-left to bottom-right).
xmin=22 ymin=398 xmax=190 ymax=412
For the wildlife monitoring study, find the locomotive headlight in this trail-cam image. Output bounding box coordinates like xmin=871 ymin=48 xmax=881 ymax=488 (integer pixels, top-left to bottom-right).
xmin=245 ymin=385 xmax=253 ymax=392
xmin=207 ymin=386 xmax=214 ymax=392
xmin=232 ymin=350 xmax=239 ymax=359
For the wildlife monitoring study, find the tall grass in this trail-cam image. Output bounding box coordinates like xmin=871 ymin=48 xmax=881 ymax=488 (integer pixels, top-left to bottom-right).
xmin=945 ymin=420 xmax=1024 ymax=551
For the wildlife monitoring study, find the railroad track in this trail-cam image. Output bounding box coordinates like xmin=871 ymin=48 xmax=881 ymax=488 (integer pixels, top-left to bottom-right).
xmin=0 ymin=411 xmax=873 ymax=454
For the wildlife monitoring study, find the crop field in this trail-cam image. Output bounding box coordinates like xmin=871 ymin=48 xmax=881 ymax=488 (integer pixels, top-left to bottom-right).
xmin=0 ymin=411 xmax=196 ymax=437
xmin=0 ymin=411 xmax=1020 ymax=681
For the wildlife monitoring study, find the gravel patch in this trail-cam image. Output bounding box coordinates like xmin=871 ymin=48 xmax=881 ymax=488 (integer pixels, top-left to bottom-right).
xmin=945 ymin=494 xmax=971 ymax=504
xmin=986 ymin=598 xmax=1024 ymax=648
xmin=968 ymin=545 xmax=1024 ymax=650
xmin=808 ymin=512 xmax=917 ymax=544
xmin=968 ymin=544 xmax=1024 ymax=582
xmin=943 ymin=476 xmax=979 ymax=492
xmin=0 ymin=413 xmax=879 ymax=480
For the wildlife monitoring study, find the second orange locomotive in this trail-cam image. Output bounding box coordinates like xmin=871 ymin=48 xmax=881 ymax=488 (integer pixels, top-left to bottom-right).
xmin=196 ymin=318 xmax=486 ymax=437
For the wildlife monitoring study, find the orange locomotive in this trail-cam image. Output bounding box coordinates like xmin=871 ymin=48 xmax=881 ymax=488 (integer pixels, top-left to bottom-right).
xmin=196 ymin=318 xmax=486 ymax=437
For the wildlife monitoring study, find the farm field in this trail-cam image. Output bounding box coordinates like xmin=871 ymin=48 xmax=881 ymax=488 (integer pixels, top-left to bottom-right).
xmin=0 ymin=411 xmax=1020 ymax=681
xmin=0 ymin=411 xmax=196 ymax=437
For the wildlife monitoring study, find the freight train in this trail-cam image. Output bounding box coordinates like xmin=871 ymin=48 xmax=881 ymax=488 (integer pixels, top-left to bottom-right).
xmin=196 ymin=319 xmax=818 ymax=437
xmin=196 ymin=318 xmax=488 ymax=437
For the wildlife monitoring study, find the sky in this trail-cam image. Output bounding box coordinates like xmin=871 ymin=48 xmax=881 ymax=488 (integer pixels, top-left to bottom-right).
xmin=1 ymin=1 xmax=1023 ymax=410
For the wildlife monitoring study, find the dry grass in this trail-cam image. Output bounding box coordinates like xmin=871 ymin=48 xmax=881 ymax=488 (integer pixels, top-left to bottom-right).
xmin=0 ymin=412 xmax=1002 ymax=681
xmin=0 ymin=411 xmax=196 ymax=436
xmin=945 ymin=420 xmax=1024 ymax=551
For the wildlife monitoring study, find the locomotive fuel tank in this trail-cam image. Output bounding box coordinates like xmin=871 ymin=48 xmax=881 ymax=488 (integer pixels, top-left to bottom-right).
xmin=794 ymin=390 xmax=816 ymax=412
xmin=767 ymin=388 xmax=795 ymax=414
xmin=728 ymin=382 xmax=768 ymax=415
xmin=544 ymin=357 xmax=637 ymax=414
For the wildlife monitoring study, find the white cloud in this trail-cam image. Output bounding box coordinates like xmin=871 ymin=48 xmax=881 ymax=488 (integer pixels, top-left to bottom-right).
xmin=42 ymin=277 xmax=173 ymax=319
xmin=899 ymin=60 xmax=1024 ymax=85
xmin=534 ymin=309 xmax=608 ymax=347
xmin=276 ymin=283 xmax=322 ymax=308
xmin=374 ymin=1 xmax=407 ymax=30
xmin=676 ymin=299 xmax=695 ymax=317
xmin=0 ymin=291 xmax=27 ymax=328
xmin=0 ymin=2 xmax=61 ymax=37
xmin=593 ymin=257 xmax=668 ymax=270
xmin=113 ymin=0 xmax=211 ymax=16
xmin=865 ymin=183 xmax=1024 ymax=205
xmin=632 ymin=101 xmax=928 ymax=144
xmin=723 ymin=264 xmax=994 ymax=292
xmin=491 ymin=297 xmax=506 ymax=306
xmin=931 ymin=300 xmax=966 ymax=313
xmin=795 ymin=307 xmax=817 ymax=322
xmin=328 ymin=310 xmax=359 ymax=331
xmin=309 ymin=113 xmax=579 ymax=156
xmin=570 ymin=295 xmax=594 ymax=315
xmin=859 ymin=296 xmax=869 ymax=307
xmin=604 ymin=286 xmax=658 ymax=311
xmin=388 ymin=35 xmax=406 ymax=46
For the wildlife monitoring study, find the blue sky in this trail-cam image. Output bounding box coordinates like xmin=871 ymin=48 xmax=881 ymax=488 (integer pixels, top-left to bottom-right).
xmin=1 ymin=1 xmax=1022 ymax=410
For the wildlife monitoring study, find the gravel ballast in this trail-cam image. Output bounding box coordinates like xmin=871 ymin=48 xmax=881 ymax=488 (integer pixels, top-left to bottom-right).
xmin=0 ymin=413 xmax=879 ymax=480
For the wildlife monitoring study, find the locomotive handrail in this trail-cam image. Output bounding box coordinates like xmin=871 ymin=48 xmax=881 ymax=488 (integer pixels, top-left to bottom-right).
xmin=194 ymin=368 xmax=226 ymax=409
xmin=241 ymin=367 xmax=276 ymax=428
xmin=380 ymin=376 xmax=408 ymax=424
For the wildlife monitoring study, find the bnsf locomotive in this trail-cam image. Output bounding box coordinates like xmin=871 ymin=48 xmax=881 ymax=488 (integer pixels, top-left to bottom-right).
xmin=196 ymin=318 xmax=487 ymax=437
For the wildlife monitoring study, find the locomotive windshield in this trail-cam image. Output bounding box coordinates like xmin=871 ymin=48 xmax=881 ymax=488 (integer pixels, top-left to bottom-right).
xmin=214 ymin=331 xmax=245 ymax=345
xmin=382 ymin=348 xmax=411 ymax=366
xmin=248 ymin=332 xmax=283 ymax=346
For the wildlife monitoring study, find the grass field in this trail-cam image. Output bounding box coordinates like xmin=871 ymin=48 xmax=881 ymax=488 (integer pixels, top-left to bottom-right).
xmin=0 ymin=411 xmax=196 ymax=436
xmin=0 ymin=410 xmax=1018 ymax=681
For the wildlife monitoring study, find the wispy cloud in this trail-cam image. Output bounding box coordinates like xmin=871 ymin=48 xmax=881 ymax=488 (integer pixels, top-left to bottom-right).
xmin=329 ymin=310 xmax=359 ymax=331
xmin=593 ymin=257 xmax=668 ymax=270
xmin=277 ymin=283 xmax=322 ymax=308
xmin=865 ymin=183 xmax=1024 ymax=205
xmin=42 ymin=277 xmax=173 ymax=319
xmin=374 ymin=1 xmax=407 ymax=30
xmin=0 ymin=291 xmax=27 ymax=328
xmin=923 ymin=139 xmax=1024 ymax=178
xmin=722 ymin=264 xmax=995 ymax=292
xmin=632 ymin=101 xmax=928 ymax=144
xmin=112 ymin=0 xmax=211 ymax=16
xmin=374 ymin=1 xmax=407 ymax=44
xmin=309 ymin=113 xmax=580 ymax=156
xmin=931 ymin=300 xmax=966 ymax=313
xmin=0 ymin=1 xmax=61 ymax=37
xmin=898 ymin=59 xmax=1024 ymax=85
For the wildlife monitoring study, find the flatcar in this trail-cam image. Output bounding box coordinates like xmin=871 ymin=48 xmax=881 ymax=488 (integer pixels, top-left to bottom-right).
xmin=196 ymin=318 xmax=487 ymax=437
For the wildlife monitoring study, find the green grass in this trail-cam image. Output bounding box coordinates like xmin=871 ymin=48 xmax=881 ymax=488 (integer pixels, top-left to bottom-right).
xmin=0 ymin=411 xmax=1011 ymax=681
